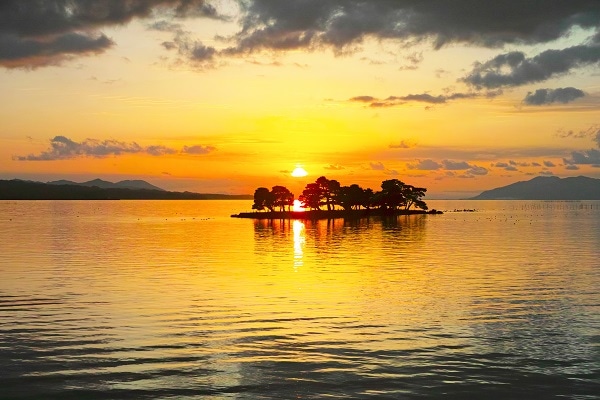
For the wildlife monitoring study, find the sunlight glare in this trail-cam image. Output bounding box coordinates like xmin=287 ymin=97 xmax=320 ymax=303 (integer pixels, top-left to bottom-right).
xmin=293 ymin=199 xmax=305 ymax=212
xmin=291 ymin=167 xmax=308 ymax=177
xmin=292 ymin=220 xmax=305 ymax=269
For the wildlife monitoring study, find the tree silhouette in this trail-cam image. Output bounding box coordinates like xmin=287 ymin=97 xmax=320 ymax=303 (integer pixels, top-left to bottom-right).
xmin=378 ymin=179 xmax=407 ymax=210
xmin=361 ymin=188 xmax=375 ymax=209
xmin=336 ymin=184 xmax=367 ymax=210
xmin=271 ymin=185 xmax=294 ymax=211
xmin=252 ymin=187 xmax=275 ymax=212
xmin=252 ymin=176 xmax=428 ymax=213
xmin=299 ymin=182 xmax=323 ymax=210
xmin=315 ymin=176 xmax=340 ymax=211
xmin=402 ymin=184 xmax=428 ymax=210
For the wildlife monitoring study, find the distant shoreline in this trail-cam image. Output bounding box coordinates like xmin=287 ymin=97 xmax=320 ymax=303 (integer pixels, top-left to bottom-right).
xmin=231 ymin=208 xmax=443 ymax=220
xmin=0 ymin=179 xmax=252 ymax=200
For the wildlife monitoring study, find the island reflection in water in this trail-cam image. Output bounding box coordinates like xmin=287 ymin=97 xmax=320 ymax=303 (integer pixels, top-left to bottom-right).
xmin=0 ymin=200 xmax=598 ymax=399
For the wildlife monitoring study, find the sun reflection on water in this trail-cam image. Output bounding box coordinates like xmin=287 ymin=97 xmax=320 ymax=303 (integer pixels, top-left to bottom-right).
xmin=292 ymin=220 xmax=305 ymax=269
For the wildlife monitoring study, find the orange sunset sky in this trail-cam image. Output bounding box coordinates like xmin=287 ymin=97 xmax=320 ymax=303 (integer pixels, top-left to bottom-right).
xmin=1 ymin=1 xmax=599 ymax=198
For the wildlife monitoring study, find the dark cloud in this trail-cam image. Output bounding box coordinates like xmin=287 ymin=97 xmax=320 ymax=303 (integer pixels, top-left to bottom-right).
xmin=464 ymin=46 xmax=600 ymax=89
xmin=564 ymin=149 xmax=600 ymax=165
xmin=0 ymin=32 xmax=113 ymax=68
xmin=0 ymin=0 xmax=218 ymax=68
xmin=13 ymin=136 xmax=147 ymax=160
xmin=442 ymin=160 xmax=471 ymax=170
xmin=398 ymin=52 xmax=423 ymax=70
xmin=389 ymin=140 xmax=414 ymax=149
xmin=146 ymin=145 xmax=178 ymax=156
xmin=13 ymin=136 xmax=213 ymax=160
xmin=543 ymin=160 xmax=556 ymax=167
xmin=407 ymin=159 xmax=442 ymax=170
xmin=400 ymin=94 xmax=448 ymax=104
xmin=149 ymin=20 xmax=183 ymax=32
xmin=149 ymin=18 xmax=217 ymax=65
xmin=523 ymin=87 xmax=585 ymax=105
xmin=369 ymin=161 xmax=386 ymax=170
xmin=181 ymin=145 xmax=216 ymax=154
xmin=466 ymin=166 xmax=488 ymax=176
xmin=492 ymin=161 xmax=522 ymax=171
xmin=349 ymin=91 xmax=484 ymax=107
xmin=3 ymin=1 xmax=600 ymax=72
xmin=350 ymin=96 xmax=377 ymax=103
xmin=407 ymin=158 xmax=487 ymax=174
xmin=190 ymin=43 xmax=216 ymax=61
xmin=229 ymin=0 xmax=600 ymax=57
xmin=565 ymin=164 xmax=580 ymax=170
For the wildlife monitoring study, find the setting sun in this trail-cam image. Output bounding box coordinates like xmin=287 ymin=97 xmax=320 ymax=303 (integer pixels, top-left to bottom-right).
xmin=291 ymin=167 xmax=308 ymax=177
xmin=292 ymin=199 xmax=305 ymax=212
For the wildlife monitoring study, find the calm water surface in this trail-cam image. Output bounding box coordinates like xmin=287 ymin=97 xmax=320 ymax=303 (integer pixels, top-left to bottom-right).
xmin=1 ymin=200 xmax=598 ymax=399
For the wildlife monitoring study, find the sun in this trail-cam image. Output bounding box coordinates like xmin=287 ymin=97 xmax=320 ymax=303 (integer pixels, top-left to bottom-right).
xmin=293 ymin=199 xmax=305 ymax=212
xmin=291 ymin=166 xmax=308 ymax=177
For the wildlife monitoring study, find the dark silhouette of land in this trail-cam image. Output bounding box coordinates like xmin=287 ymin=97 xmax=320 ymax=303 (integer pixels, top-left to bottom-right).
xmin=47 ymin=178 xmax=165 ymax=191
xmin=469 ymin=176 xmax=600 ymax=200
xmin=232 ymin=176 xmax=441 ymax=219
xmin=0 ymin=179 xmax=252 ymax=200
xmin=232 ymin=208 xmax=441 ymax=220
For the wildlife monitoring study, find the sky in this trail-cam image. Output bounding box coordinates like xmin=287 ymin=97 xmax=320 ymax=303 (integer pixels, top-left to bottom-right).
xmin=1 ymin=0 xmax=599 ymax=198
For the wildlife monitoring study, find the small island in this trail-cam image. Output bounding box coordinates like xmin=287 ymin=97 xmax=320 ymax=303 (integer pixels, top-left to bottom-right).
xmin=232 ymin=176 xmax=441 ymax=220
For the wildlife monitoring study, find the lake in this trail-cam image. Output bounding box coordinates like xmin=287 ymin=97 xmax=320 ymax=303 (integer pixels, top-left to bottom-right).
xmin=1 ymin=200 xmax=598 ymax=399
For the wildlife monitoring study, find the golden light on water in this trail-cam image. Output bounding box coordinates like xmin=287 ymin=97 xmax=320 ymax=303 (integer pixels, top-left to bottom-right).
xmin=293 ymin=220 xmax=305 ymax=269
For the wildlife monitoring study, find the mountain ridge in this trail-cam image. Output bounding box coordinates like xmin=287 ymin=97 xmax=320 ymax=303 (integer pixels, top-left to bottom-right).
xmin=469 ymin=176 xmax=600 ymax=200
xmin=0 ymin=179 xmax=252 ymax=200
xmin=47 ymin=179 xmax=165 ymax=191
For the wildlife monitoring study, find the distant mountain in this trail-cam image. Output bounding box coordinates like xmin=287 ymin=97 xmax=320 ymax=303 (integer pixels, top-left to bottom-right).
xmin=469 ymin=176 xmax=600 ymax=200
xmin=115 ymin=180 xmax=165 ymax=191
xmin=1 ymin=179 xmax=252 ymax=200
xmin=47 ymin=178 xmax=165 ymax=191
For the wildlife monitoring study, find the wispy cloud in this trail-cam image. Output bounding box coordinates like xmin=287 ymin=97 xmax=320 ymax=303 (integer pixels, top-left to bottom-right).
xmin=349 ymin=91 xmax=493 ymax=108
xmin=389 ymin=140 xmax=415 ymax=149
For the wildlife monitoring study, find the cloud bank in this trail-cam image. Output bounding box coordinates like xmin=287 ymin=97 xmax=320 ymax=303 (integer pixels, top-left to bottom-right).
xmin=0 ymin=0 xmax=218 ymax=68
xmin=407 ymin=159 xmax=489 ymax=177
xmin=4 ymin=1 xmax=599 ymax=74
xmin=232 ymin=1 xmax=600 ymax=54
xmin=463 ymin=45 xmax=600 ymax=90
xmin=13 ymin=136 xmax=215 ymax=160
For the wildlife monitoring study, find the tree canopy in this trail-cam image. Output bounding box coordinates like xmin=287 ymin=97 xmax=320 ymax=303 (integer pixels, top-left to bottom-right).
xmin=253 ymin=186 xmax=294 ymax=212
xmin=253 ymin=176 xmax=428 ymax=212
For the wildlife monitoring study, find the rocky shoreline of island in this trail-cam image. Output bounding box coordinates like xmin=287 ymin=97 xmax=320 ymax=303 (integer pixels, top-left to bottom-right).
xmin=231 ymin=208 xmax=442 ymax=220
